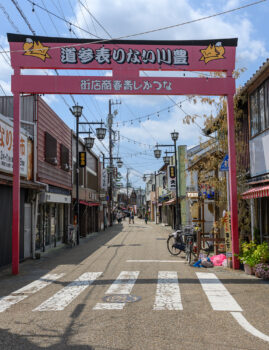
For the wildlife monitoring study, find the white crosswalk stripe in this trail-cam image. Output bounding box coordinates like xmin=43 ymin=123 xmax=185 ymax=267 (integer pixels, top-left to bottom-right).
xmin=0 ymin=273 xmax=65 ymax=313
xmin=153 ymin=271 xmax=183 ymax=310
xmin=0 ymin=271 xmax=244 ymax=313
xmin=93 ymin=271 xmax=139 ymax=310
xmin=33 ymin=272 xmax=102 ymax=311
xmin=196 ymin=272 xmax=242 ymax=311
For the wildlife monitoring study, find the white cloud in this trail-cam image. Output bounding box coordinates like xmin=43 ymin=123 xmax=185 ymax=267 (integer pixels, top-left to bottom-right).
xmin=72 ymin=0 xmax=268 ymax=68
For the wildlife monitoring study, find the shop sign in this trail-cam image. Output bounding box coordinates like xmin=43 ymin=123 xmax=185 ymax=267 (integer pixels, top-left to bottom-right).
xmin=187 ymin=192 xmax=198 ymax=198
xmin=101 ymin=168 xmax=108 ymax=190
xmin=79 ymin=151 xmax=86 ymax=167
xmin=168 ymin=165 xmax=176 ymax=192
xmin=0 ymin=117 xmax=28 ymax=177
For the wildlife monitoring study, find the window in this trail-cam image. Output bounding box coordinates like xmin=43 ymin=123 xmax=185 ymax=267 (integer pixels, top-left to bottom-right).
xmin=259 ymin=85 xmax=265 ymax=131
xmin=265 ymin=79 xmax=269 ymax=129
xmin=250 ymin=78 xmax=269 ymax=137
xmin=45 ymin=132 xmax=57 ymax=165
xmin=60 ymin=144 xmax=69 ymax=171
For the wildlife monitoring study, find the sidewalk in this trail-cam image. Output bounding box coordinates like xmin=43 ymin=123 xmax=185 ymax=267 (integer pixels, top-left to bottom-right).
xmin=0 ymin=224 xmax=122 ymax=282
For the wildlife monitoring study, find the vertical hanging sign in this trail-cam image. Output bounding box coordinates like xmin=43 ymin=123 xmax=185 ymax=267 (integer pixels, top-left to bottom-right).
xmin=168 ymin=165 xmax=176 ymax=192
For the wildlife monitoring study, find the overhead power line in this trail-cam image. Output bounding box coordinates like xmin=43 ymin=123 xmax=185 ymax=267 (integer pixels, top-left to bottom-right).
xmin=18 ymin=0 xmax=266 ymax=51
xmin=11 ymin=0 xmax=36 ymax=35
xmin=0 ymin=4 xmax=20 ymax=33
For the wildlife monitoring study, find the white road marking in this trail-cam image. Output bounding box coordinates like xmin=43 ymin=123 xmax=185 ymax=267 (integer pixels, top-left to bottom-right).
xmin=231 ymin=312 xmax=269 ymax=342
xmin=93 ymin=271 xmax=139 ymax=310
xmin=93 ymin=303 xmax=124 ymax=310
xmin=13 ymin=273 xmax=65 ymax=295
xmin=126 ymin=260 xmax=185 ymax=263
xmin=153 ymin=271 xmax=183 ymax=310
xmin=0 ymin=295 xmax=27 ymax=313
xmin=105 ymin=271 xmax=139 ymax=295
xmin=33 ymin=272 xmax=102 ymax=311
xmin=196 ymin=272 xmax=242 ymax=311
xmin=0 ymin=273 xmax=64 ymax=313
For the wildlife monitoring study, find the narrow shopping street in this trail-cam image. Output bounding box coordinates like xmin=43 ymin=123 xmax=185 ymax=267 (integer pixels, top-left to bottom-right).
xmin=0 ymin=220 xmax=269 ymax=350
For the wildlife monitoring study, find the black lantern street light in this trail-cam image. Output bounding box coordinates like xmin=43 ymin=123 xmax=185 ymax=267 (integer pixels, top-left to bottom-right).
xmin=70 ymin=104 xmax=107 ymax=244
xmin=163 ymin=151 xmax=170 ymax=165
xmin=153 ymin=130 xmax=180 ymax=229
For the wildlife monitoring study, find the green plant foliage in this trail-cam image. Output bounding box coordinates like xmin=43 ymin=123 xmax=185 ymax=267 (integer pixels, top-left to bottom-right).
xmin=238 ymin=241 xmax=269 ymax=267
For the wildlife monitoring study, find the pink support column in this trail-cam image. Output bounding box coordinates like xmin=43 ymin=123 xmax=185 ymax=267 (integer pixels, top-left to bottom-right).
xmin=12 ymin=92 xmax=20 ymax=275
xmin=227 ymin=94 xmax=240 ymax=269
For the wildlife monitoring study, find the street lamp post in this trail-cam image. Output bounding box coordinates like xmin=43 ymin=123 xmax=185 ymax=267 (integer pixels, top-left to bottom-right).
xmin=154 ymin=130 xmax=180 ymax=229
xmin=103 ymin=155 xmax=123 ymax=226
xmin=171 ymin=131 xmax=180 ymax=230
xmin=70 ymin=104 xmax=107 ymax=244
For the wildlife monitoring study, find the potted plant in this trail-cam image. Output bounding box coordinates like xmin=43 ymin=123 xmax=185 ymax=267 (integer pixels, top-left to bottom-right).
xmin=255 ymin=263 xmax=269 ymax=279
xmin=252 ymin=242 xmax=269 ymax=264
xmin=238 ymin=241 xmax=259 ymax=275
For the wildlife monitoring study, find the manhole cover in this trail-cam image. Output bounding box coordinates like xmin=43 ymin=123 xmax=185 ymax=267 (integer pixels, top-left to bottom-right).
xmin=102 ymin=294 xmax=141 ymax=303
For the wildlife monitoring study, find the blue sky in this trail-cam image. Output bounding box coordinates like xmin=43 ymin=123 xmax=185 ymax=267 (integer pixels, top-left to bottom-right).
xmin=0 ymin=0 xmax=268 ymax=188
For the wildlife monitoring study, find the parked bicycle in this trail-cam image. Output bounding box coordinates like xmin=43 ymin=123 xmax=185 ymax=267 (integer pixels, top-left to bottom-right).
xmin=167 ymin=225 xmax=213 ymax=264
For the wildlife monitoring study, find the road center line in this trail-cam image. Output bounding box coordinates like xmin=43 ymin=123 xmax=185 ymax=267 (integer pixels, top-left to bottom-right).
xmin=33 ymin=272 xmax=102 ymax=312
xmin=196 ymin=272 xmax=242 ymax=311
xmin=153 ymin=271 xmax=182 ymax=310
xmin=126 ymin=260 xmax=185 ymax=263
xmin=0 ymin=273 xmax=65 ymax=313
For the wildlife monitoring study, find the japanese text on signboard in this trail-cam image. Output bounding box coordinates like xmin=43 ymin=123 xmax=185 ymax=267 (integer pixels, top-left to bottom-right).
xmin=61 ymin=47 xmax=189 ymax=66
xmin=0 ymin=118 xmax=28 ymax=176
xmin=168 ymin=165 xmax=176 ymax=192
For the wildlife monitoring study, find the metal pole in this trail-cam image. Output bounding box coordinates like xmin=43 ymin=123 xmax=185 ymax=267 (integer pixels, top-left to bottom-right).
xmin=12 ymin=92 xmax=20 ymax=275
xmin=155 ymin=171 xmax=158 ymax=224
xmin=76 ymin=116 xmax=80 ymax=245
xmin=108 ymin=99 xmax=113 ymax=226
xmin=174 ymin=140 xmax=180 ymax=229
xmin=126 ymin=169 xmax=129 ymax=207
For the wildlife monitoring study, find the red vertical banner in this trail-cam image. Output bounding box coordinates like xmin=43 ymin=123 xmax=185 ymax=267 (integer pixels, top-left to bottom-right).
xmin=227 ymin=94 xmax=240 ymax=269
xmin=12 ymin=92 xmax=20 ymax=275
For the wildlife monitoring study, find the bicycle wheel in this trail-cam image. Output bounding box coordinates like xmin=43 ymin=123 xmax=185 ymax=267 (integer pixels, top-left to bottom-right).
xmin=201 ymin=241 xmax=213 ymax=257
xmin=167 ymin=236 xmax=182 ymax=256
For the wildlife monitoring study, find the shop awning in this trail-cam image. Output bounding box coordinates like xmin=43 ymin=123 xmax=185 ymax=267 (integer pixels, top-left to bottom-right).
xmin=241 ymin=185 xmax=269 ymax=199
xmin=79 ymin=200 xmax=100 ymax=206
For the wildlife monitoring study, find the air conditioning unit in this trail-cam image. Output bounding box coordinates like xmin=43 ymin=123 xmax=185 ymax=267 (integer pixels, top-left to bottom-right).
xmin=64 ymin=163 xmax=69 ymax=171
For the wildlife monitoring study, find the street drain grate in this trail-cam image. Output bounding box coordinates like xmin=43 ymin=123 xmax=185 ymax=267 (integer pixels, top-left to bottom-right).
xmin=156 ymin=238 xmax=166 ymax=240
xmin=103 ymin=294 xmax=141 ymax=303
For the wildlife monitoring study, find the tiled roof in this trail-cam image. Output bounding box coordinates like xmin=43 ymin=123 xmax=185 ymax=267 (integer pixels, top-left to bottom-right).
xmin=239 ymin=58 xmax=269 ymax=94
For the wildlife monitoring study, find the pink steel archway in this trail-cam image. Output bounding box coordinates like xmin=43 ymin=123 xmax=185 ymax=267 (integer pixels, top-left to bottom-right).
xmin=8 ymin=33 xmax=239 ymax=273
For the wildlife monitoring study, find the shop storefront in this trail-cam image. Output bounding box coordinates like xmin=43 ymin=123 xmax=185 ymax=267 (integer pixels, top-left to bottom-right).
xmin=36 ymin=189 xmax=71 ymax=250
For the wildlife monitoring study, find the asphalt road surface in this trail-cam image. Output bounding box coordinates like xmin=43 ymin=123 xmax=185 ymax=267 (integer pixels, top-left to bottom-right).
xmin=0 ymin=219 xmax=269 ymax=350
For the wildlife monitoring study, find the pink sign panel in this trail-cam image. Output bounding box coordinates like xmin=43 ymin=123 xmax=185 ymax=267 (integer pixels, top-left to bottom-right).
xmin=12 ymin=75 xmax=235 ymax=96
xmin=8 ymin=34 xmax=237 ymax=75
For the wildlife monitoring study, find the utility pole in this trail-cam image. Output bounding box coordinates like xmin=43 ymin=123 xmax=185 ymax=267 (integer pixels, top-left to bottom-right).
xmin=126 ymin=168 xmax=129 ymax=208
xmin=108 ymin=99 xmax=121 ymax=226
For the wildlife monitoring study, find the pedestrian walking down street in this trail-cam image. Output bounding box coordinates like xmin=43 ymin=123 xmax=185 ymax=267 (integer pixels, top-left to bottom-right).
xmin=128 ymin=209 xmax=132 ymax=224
xmin=131 ymin=211 xmax=134 ymax=224
xmin=145 ymin=212 xmax=148 ymax=224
